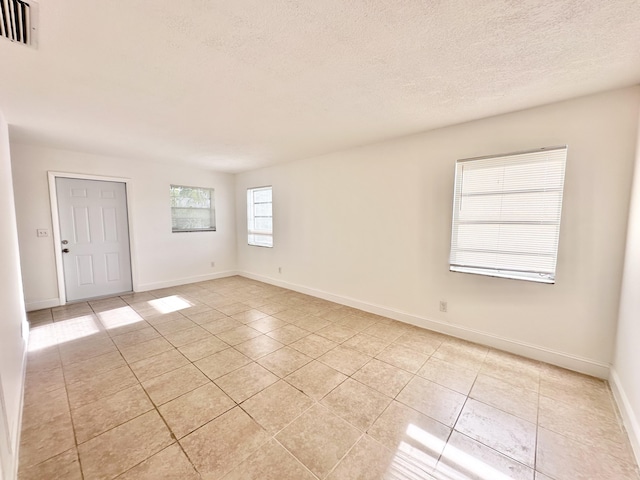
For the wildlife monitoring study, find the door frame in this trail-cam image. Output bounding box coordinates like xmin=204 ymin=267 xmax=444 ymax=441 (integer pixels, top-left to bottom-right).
xmin=48 ymin=171 xmax=138 ymax=306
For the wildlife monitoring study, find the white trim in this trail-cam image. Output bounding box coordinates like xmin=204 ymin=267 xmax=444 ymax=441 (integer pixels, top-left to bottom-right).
xmin=0 ymin=336 xmax=27 ymax=480
xmin=609 ymin=368 xmax=640 ymax=466
xmin=0 ymin=375 xmax=11 ymax=480
xmin=47 ymin=171 xmax=139 ymax=305
xmin=11 ymin=345 xmax=27 ymax=480
xmin=136 ymin=270 xmax=238 ymax=292
xmin=240 ymin=271 xmax=610 ymax=378
xmin=25 ymin=297 xmax=61 ymax=312
xmin=47 ymin=172 xmax=65 ymax=305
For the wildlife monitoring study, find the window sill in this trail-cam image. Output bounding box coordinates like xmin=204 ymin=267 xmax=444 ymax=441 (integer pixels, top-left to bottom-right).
xmin=172 ymin=228 xmax=217 ymax=233
xmin=450 ymin=266 xmax=554 ymax=284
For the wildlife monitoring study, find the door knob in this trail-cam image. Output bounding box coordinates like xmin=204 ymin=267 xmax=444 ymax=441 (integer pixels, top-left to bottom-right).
xmin=62 ymin=248 xmax=70 ymax=253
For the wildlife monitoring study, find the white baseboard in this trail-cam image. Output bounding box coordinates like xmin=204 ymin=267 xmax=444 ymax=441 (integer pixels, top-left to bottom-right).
xmin=609 ymin=368 xmax=640 ymax=466
xmin=12 ymin=342 xmax=27 ymax=480
xmin=25 ymin=298 xmax=61 ymax=312
xmin=136 ymin=270 xmax=239 ymax=292
xmin=25 ymin=272 xmax=240 ymax=310
xmin=240 ymin=271 xmax=610 ymax=379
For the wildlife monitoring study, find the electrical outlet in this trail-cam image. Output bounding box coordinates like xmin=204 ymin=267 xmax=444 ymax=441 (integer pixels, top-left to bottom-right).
xmin=210 ymin=261 xmax=215 ymax=267
xmin=439 ymin=301 xmax=448 ymax=313
xmin=36 ymin=229 xmax=49 ymax=238
xmin=278 ymin=267 xmax=282 ymax=274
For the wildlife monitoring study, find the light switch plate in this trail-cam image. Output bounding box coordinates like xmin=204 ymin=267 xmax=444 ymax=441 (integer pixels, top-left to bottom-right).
xmin=36 ymin=229 xmax=49 ymax=238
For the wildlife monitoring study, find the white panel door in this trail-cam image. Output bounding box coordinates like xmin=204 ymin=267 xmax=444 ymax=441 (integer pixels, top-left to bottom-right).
xmin=56 ymin=178 xmax=132 ymax=301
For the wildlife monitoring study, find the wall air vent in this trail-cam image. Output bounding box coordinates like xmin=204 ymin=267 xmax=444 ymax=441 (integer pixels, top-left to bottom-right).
xmin=0 ymin=0 xmax=38 ymax=47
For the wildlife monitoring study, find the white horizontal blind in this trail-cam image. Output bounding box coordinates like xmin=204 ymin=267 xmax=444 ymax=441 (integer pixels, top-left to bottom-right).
xmin=248 ymin=186 xmax=273 ymax=247
xmin=449 ymin=146 xmax=567 ymax=283
xmin=170 ymin=185 xmax=216 ymax=232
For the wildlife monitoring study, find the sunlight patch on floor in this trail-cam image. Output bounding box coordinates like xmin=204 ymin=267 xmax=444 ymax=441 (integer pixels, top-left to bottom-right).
xmin=28 ymin=315 xmax=101 ymax=351
xmin=147 ymin=295 xmax=193 ymax=314
xmin=385 ymin=423 xmax=520 ymax=480
xmin=97 ymin=306 xmax=144 ymax=329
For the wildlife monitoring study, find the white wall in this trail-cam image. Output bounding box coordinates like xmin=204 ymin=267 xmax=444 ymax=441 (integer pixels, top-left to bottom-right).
xmin=236 ymin=87 xmax=640 ymax=377
xmin=611 ymin=105 xmax=640 ymax=463
xmin=0 ymin=111 xmax=28 ymax=480
xmin=10 ymin=144 xmax=237 ymax=310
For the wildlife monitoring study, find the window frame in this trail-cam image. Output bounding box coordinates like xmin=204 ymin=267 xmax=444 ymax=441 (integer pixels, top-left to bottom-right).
xmin=449 ymin=146 xmax=567 ymax=284
xmin=170 ymin=184 xmax=216 ymax=233
xmin=247 ymin=185 xmax=273 ymax=248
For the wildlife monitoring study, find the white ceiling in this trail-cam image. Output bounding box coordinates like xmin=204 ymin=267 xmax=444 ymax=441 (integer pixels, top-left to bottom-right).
xmin=1 ymin=1 xmax=639 ymax=173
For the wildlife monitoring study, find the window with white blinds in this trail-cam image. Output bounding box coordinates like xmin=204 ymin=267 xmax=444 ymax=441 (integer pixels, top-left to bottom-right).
xmin=170 ymin=185 xmax=216 ymax=232
xmin=248 ymin=186 xmax=273 ymax=247
xmin=449 ymin=146 xmax=567 ymax=283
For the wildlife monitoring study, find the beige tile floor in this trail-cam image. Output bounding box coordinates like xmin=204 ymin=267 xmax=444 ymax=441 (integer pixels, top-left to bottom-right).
xmin=19 ymin=276 xmax=640 ymax=480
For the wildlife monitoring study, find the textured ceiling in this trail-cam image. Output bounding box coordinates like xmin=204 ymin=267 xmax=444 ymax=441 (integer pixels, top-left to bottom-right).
xmin=1 ymin=0 xmax=639 ymax=172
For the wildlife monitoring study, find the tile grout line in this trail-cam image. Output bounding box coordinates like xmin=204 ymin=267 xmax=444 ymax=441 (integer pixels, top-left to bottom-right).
xmin=58 ymin=321 xmax=86 ymax=480
xmin=142 ymin=382 xmax=203 ymax=479
xmin=271 ymin=435 xmax=321 ymax=480
xmin=63 ymin=303 xmax=191 ymax=476
xmin=96 ymin=292 xmax=238 ymax=478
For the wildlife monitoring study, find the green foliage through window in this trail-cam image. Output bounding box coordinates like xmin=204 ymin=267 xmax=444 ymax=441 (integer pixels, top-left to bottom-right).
xmin=170 ymin=185 xmax=216 ymax=232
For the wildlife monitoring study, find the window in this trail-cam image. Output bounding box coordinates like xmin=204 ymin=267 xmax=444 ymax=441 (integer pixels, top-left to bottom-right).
xmin=247 ymin=186 xmax=273 ymax=247
xmin=170 ymin=185 xmax=215 ymax=232
xmin=449 ymin=146 xmax=567 ymax=283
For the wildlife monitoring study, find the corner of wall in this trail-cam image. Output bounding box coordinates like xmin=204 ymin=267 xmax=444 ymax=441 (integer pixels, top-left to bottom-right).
xmin=610 ymin=368 xmax=640 ymax=465
xmin=136 ymin=270 xmax=239 ymax=292
xmin=0 ymin=110 xmax=29 ymax=480
xmin=610 ymin=96 xmax=640 ymax=469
